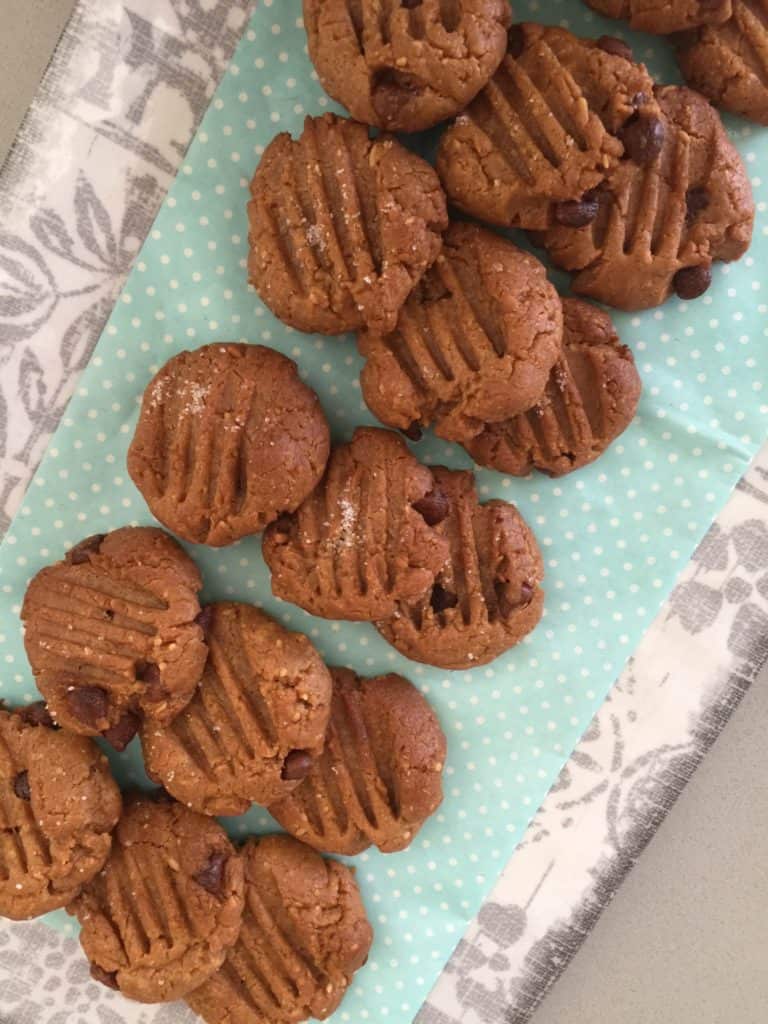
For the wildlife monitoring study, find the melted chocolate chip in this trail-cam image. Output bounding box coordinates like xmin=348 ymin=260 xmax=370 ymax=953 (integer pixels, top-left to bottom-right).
xmin=520 ymin=581 xmax=534 ymax=604
xmin=66 ymin=534 xmax=106 ymax=565
xmin=17 ymin=702 xmax=56 ymax=729
xmin=685 ymin=186 xmax=710 ymax=226
xmin=632 ymin=91 xmax=650 ymax=110
xmin=194 ymin=850 xmax=228 ymax=898
xmin=553 ymin=193 xmax=600 ymax=228
xmin=674 ymin=263 xmax=712 ymax=300
xmin=13 ymin=771 xmax=30 ymax=801
xmin=597 ymin=35 xmax=633 ymax=61
xmin=90 ymin=964 xmax=119 ymax=990
xmin=102 ymin=712 xmax=140 ymax=752
xmin=507 ymin=25 xmax=525 ymax=58
xmin=67 ymin=686 xmax=109 ymax=729
xmin=401 ymin=0 xmax=422 ymax=7
xmin=431 ymin=584 xmax=459 ymax=614
xmin=281 ymin=749 xmax=314 ymax=781
xmin=621 ymin=115 xmax=665 ymax=166
xmin=402 ymin=422 xmax=423 ymax=442
xmin=194 ymin=606 xmax=214 ymax=635
xmin=413 ymin=489 xmax=449 ymax=527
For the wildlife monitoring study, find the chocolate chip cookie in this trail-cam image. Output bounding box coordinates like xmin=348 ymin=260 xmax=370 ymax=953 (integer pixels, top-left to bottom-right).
xmin=677 ymin=1 xmax=768 ymax=125
xmin=0 ymin=704 xmax=121 ymax=920
xmin=248 ymin=113 xmax=447 ymax=336
xmin=21 ymin=528 xmax=207 ymax=741
xmin=186 ymin=834 xmax=372 ymax=1024
xmin=537 ymin=86 xmax=755 ymax=310
xmin=586 ymin=0 xmax=732 ymax=33
xmin=358 ymin=222 xmax=563 ymax=443
xmin=262 ymin=427 xmax=450 ymax=621
xmin=69 ymin=793 xmax=244 ymax=1003
xmin=141 ymin=602 xmax=332 ymax=815
xmin=303 ymin=0 xmax=511 ymax=133
xmin=436 ymin=23 xmax=663 ymax=230
xmin=128 ymin=344 xmax=330 ymax=547
xmin=269 ymin=667 xmax=446 ymax=856
xmin=377 ymin=467 xmax=544 ymax=669
xmin=465 ymin=298 xmax=642 ymax=477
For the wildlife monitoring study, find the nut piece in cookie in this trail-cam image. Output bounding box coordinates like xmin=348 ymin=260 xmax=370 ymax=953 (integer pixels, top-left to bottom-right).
xmin=536 ymin=86 xmax=755 ymax=310
xmin=141 ymin=602 xmax=332 ymax=815
xmin=677 ymin=1 xmax=768 ymax=126
xmin=377 ymin=467 xmax=544 ymax=669
xmin=262 ymin=427 xmax=450 ymax=621
xmin=0 ymin=705 xmax=121 ymax=919
xmin=128 ymin=344 xmax=330 ymax=547
xmin=269 ymin=667 xmax=446 ymax=856
xmin=69 ymin=793 xmax=245 ymax=1003
xmin=437 ymin=23 xmax=663 ymax=230
xmin=21 ymin=527 xmax=207 ymax=737
xmin=465 ymin=298 xmax=642 ymax=477
xmin=303 ymin=0 xmax=511 ymax=132
xmin=248 ymin=113 xmax=447 ymax=336
xmin=359 ymin=223 xmax=563 ymax=443
xmin=586 ymin=0 xmax=731 ymax=34
xmin=186 ymin=834 xmax=372 ymax=1024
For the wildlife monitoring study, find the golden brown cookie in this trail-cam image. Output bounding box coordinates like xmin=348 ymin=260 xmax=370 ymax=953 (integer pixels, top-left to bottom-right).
xmin=262 ymin=427 xmax=450 ymax=622
xmin=0 ymin=704 xmax=121 ymax=920
xmin=248 ymin=113 xmax=447 ymax=336
xmin=140 ymin=603 xmax=332 ymax=816
xmin=465 ymin=298 xmax=642 ymax=477
xmin=586 ymin=0 xmax=731 ymax=33
xmin=69 ymin=793 xmax=245 ymax=1003
xmin=21 ymin=528 xmax=207 ymax=742
xmin=358 ymin=222 xmax=563 ymax=443
xmin=677 ymin=2 xmax=768 ymax=125
xmin=269 ymin=668 xmax=446 ymax=856
xmin=436 ymin=24 xmax=664 ymax=230
xmin=127 ymin=344 xmax=330 ymax=547
xmin=377 ymin=467 xmax=544 ymax=669
xmin=303 ymin=0 xmax=512 ymax=133
xmin=186 ymin=834 xmax=372 ymax=1024
xmin=537 ymin=86 xmax=755 ymax=310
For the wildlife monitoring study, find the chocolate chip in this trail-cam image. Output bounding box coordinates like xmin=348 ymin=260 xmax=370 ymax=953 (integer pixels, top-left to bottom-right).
xmin=632 ymin=91 xmax=650 ymax=110
xmin=13 ymin=771 xmax=30 ymax=801
xmin=194 ymin=850 xmax=228 ymax=898
xmin=413 ymin=489 xmax=449 ymax=527
xmin=66 ymin=687 xmax=109 ymax=729
xmin=90 ymin=964 xmax=119 ymax=990
xmin=194 ymin=606 xmax=214 ymax=635
xmin=674 ymin=263 xmax=712 ymax=300
xmin=520 ymin=581 xmax=534 ymax=604
xmin=507 ymin=25 xmax=525 ymax=58
xmin=621 ymin=115 xmax=665 ymax=166
xmin=553 ymin=193 xmax=600 ymax=228
xmin=17 ymin=702 xmax=56 ymax=729
xmin=66 ymin=534 xmax=106 ymax=565
xmin=597 ymin=35 xmax=633 ymax=61
xmin=685 ymin=186 xmax=710 ymax=226
xmin=402 ymin=422 xmax=423 ymax=442
xmin=102 ymin=712 xmax=140 ymax=752
xmin=273 ymin=512 xmax=294 ymax=535
xmin=281 ymin=749 xmax=314 ymax=781
xmin=104 ymin=609 xmax=114 ymax=621
xmin=401 ymin=0 xmax=422 ymax=7
xmin=431 ymin=584 xmax=458 ymax=613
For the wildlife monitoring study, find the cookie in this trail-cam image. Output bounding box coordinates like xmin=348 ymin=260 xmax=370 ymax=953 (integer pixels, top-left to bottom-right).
xmin=186 ymin=834 xmax=372 ymax=1024
xmin=376 ymin=467 xmax=544 ymax=669
xmin=358 ymin=222 xmax=563 ymax=443
xmin=141 ymin=603 xmax=332 ymax=816
xmin=677 ymin=2 xmax=768 ymax=126
xmin=586 ymin=0 xmax=731 ymax=33
xmin=262 ymin=427 xmax=450 ymax=621
xmin=69 ymin=793 xmax=244 ymax=1003
xmin=436 ymin=24 xmax=663 ymax=231
xmin=537 ymin=86 xmax=755 ymax=310
xmin=127 ymin=344 xmax=330 ymax=547
xmin=269 ymin=668 xmax=446 ymax=856
xmin=465 ymin=298 xmax=642 ymax=477
xmin=248 ymin=113 xmax=447 ymax=336
xmin=0 ymin=704 xmax=121 ymax=920
xmin=21 ymin=528 xmax=207 ymax=741
xmin=303 ymin=0 xmax=511 ymax=133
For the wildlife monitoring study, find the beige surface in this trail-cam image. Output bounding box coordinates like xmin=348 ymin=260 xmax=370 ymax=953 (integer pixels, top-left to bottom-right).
xmin=532 ymin=661 xmax=768 ymax=1024
xmin=0 ymin=0 xmax=77 ymax=168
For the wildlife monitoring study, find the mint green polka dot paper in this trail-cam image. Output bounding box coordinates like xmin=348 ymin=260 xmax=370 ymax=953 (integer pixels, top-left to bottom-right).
xmin=2 ymin=1 xmax=768 ymax=1019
